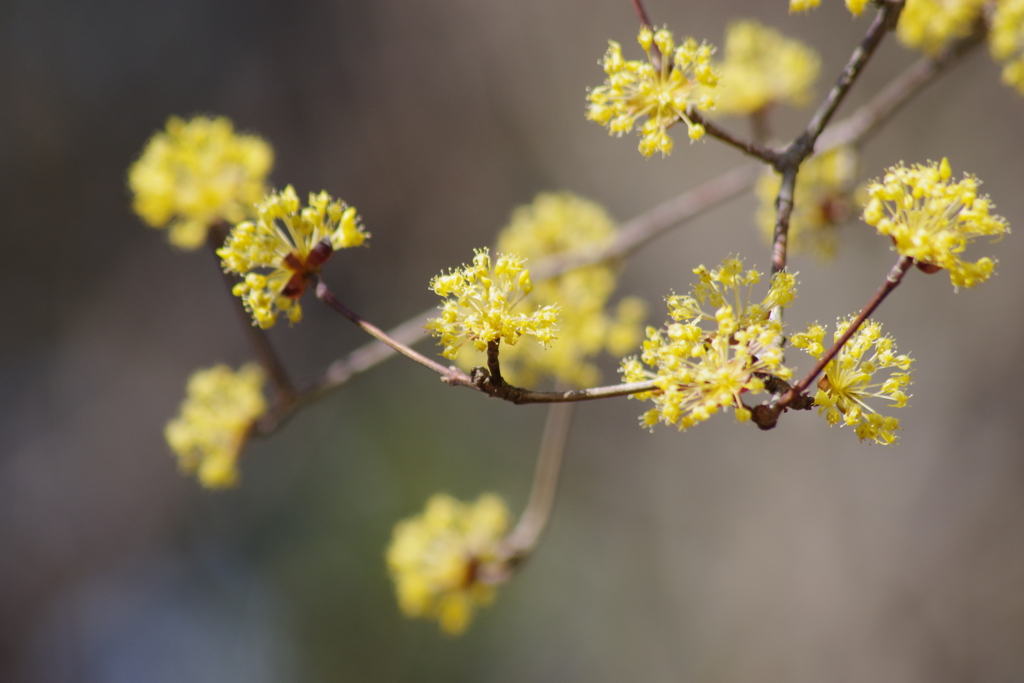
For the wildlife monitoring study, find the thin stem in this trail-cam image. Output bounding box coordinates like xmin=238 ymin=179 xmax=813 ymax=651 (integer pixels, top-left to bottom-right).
xmin=631 ymin=0 xmax=661 ymax=71
xmin=779 ymin=255 xmax=913 ymax=410
xmin=770 ymin=168 xmax=798 ymax=276
xmin=314 ymin=277 xmax=469 ymax=384
xmin=254 ymin=15 xmax=977 ymax=433
xmin=532 ymin=162 xmax=762 ymax=279
xmin=631 ymin=0 xmax=653 ymax=27
xmin=490 ymin=401 xmax=576 ymax=577
xmin=769 ymin=0 xmax=904 ymax=277
xmin=817 ymin=29 xmax=984 ymax=151
xmin=476 ymin=379 xmax=659 ymax=404
xmin=795 ymin=1 xmax=905 ymax=157
xmin=686 ymin=108 xmax=780 ymax=165
xmin=486 ymin=341 xmax=504 ymax=386
xmin=314 ymin=277 xmax=659 ymax=404
xmin=207 ymin=224 xmax=296 ymax=404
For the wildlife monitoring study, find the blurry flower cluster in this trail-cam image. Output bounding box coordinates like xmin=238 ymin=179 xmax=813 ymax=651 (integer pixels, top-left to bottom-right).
xmin=164 ymin=364 xmax=267 ymax=489
xmin=621 ymin=258 xmax=796 ymax=430
xmin=387 ymin=493 xmax=510 ymax=635
xmin=712 ymin=19 xmax=821 ymax=116
xmin=756 ymin=146 xmax=860 ymax=260
xmin=862 ymin=158 xmax=1009 ymax=288
xmin=792 ymin=318 xmax=913 ymax=444
xmin=129 ymin=116 xmax=273 ymax=250
xmin=991 ymin=0 xmax=1024 ymax=93
xmin=455 ymin=193 xmax=645 ymax=387
xmin=789 ymin=0 xmax=869 ymax=16
xmin=218 ymin=185 xmax=369 ymax=328
xmin=587 ymin=25 xmax=719 ymax=156
xmin=426 ymin=248 xmax=559 ymax=361
xmin=897 ymin=0 xmax=986 ymax=55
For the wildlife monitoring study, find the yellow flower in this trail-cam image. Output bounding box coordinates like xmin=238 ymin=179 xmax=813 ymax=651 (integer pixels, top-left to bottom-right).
xmin=792 ymin=318 xmax=913 ymax=445
xmin=712 ymin=20 xmax=821 ymax=116
xmin=387 ymin=493 xmax=510 ymax=635
xmin=128 ymin=116 xmax=273 ymax=250
xmin=455 ymin=193 xmax=646 ymax=387
xmin=862 ymin=158 xmax=1009 ymax=288
xmin=896 ymin=0 xmax=986 ymax=55
xmin=756 ymin=146 xmax=859 ymax=260
xmin=426 ymin=248 xmax=559 ymax=361
xmin=789 ymin=0 xmax=867 ymax=15
xmin=621 ymin=258 xmax=796 ymax=431
xmin=164 ymin=364 xmax=267 ymax=489
xmin=991 ymin=0 xmax=1024 ymax=94
xmin=586 ymin=25 xmax=719 ymax=157
xmin=789 ymin=0 xmax=822 ymax=11
xmin=218 ymin=185 xmax=369 ymax=328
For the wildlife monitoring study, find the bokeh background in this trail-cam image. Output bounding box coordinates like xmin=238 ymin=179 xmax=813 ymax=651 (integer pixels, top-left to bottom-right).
xmin=2 ymin=0 xmax=1024 ymax=681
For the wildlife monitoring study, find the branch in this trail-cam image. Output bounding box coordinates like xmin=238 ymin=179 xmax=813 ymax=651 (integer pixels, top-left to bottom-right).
xmin=817 ymin=28 xmax=985 ymax=151
xmin=770 ymin=0 xmax=904 ymax=276
xmin=686 ymin=108 xmax=780 ymax=165
xmin=532 ymin=162 xmax=763 ymax=279
xmin=253 ymin=14 xmax=979 ymax=433
xmin=314 ymin=277 xmax=468 ymax=384
xmin=792 ymin=0 xmax=905 ymax=159
xmin=769 ymin=168 xmax=799 ymax=276
xmin=631 ymin=0 xmax=653 ymax=28
xmin=314 ymin=278 xmax=659 ymax=405
xmin=752 ymin=255 xmax=914 ymax=429
xmin=484 ymin=401 xmax=576 ymax=582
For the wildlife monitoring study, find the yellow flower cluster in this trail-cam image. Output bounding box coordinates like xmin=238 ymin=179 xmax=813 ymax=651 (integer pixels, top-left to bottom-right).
xmin=387 ymin=493 xmax=510 ymax=635
xmin=792 ymin=318 xmax=913 ymax=444
xmin=426 ymin=248 xmax=559 ymax=361
xmin=862 ymin=158 xmax=1009 ymax=288
xmin=586 ymin=25 xmax=719 ymax=157
xmin=713 ymin=20 xmax=821 ymax=116
xmin=789 ymin=0 xmax=869 ymax=16
xmin=621 ymin=258 xmax=796 ymax=431
xmin=991 ymin=0 xmax=1024 ymax=93
xmin=456 ymin=193 xmax=646 ymax=387
xmin=897 ymin=0 xmax=985 ymax=55
xmin=218 ymin=186 xmax=369 ymax=328
xmin=757 ymin=146 xmax=859 ymax=260
xmin=128 ymin=116 xmax=273 ymax=250
xmin=164 ymin=364 xmax=267 ymax=489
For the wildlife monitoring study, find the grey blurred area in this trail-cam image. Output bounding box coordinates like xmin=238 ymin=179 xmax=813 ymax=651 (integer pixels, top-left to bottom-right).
xmin=2 ymin=0 xmax=1023 ymax=680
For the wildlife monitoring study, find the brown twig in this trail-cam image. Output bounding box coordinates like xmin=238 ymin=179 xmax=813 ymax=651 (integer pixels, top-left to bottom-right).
xmin=314 ymin=277 xmax=468 ymax=384
xmin=631 ymin=0 xmax=653 ymax=27
xmin=631 ymin=0 xmax=661 ymax=71
xmin=817 ymin=28 xmax=985 ymax=151
xmin=752 ymin=255 xmax=914 ymax=429
xmin=254 ymin=9 xmax=979 ymax=433
xmin=769 ymin=0 xmax=905 ymax=277
xmin=314 ymin=277 xmax=659 ymax=405
xmin=686 ymin=108 xmax=780 ymax=165
xmin=792 ymin=1 xmax=905 ymax=160
xmin=532 ymin=162 xmax=763 ymax=279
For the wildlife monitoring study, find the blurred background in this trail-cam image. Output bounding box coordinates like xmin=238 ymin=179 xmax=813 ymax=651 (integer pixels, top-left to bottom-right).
xmin=2 ymin=0 xmax=1023 ymax=681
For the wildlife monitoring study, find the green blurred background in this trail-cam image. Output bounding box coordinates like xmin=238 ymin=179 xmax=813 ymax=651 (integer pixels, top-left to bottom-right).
xmin=2 ymin=0 xmax=1024 ymax=681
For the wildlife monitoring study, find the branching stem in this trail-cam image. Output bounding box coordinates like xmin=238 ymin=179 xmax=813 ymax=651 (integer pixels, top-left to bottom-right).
xmin=314 ymin=278 xmax=658 ymax=405
xmin=769 ymin=0 xmax=904 ymax=277
xmin=686 ymin=108 xmax=780 ymax=165
xmin=752 ymin=255 xmax=914 ymax=429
